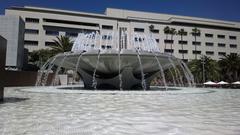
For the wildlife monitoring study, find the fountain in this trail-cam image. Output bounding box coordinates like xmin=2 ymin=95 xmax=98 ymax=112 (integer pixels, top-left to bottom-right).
xmin=35 ymin=30 xmax=194 ymax=90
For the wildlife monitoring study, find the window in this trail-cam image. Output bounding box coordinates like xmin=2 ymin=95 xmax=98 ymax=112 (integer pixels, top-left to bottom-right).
xmin=135 ymin=37 xmax=144 ymax=42
xmin=164 ymin=39 xmax=174 ymax=44
xmin=206 ymin=51 xmax=214 ymax=55
xmin=218 ymin=43 xmax=226 ymax=47
xmin=192 ymin=33 xmax=200 ymax=36
xmin=155 ymin=39 xmax=159 ymax=43
xmin=46 ymin=30 xmax=59 ymax=36
xmin=25 ymin=18 xmax=39 ymax=23
xmin=218 ymin=52 xmax=226 ymax=56
xmin=150 ymin=29 xmax=159 ymax=33
xmin=101 ymin=45 xmax=112 ymax=49
xmin=25 ymin=29 xmax=39 ymax=34
xmin=45 ymin=42 xmax=55 ymax=46
xmin=192 ymin=50 xmax=201 ymax=54
xmin=205 ymin=42 xmax=214 ymax=46
xmin=179 ymin=50 xmax=188 ymax=54
xmin=24 ymin=40 xmax=38 ymax=46
xmin=217 ymin=35 xmax=225 ymax=39
xmin=178 ymin=41 xmax=188 ymax=44
xmin=192 ymin=41 xmax=201 ymax=45
xmin=43 ymin=19 xmax=99 ymax=27
xmin=102 ymin=35 xmax=112 ymax=40
xmin=134 ymin=28 xmax=144 ymax=32
xmin=205 ymin=33 xmax=213 ymax=38
xmin=106 ymin=45 xmax=112 ymax=49
xmin=229 ymin=36 xmax=237 ymax=40
xmin=101 ymin=45 xmax=106 ymax=49
xmin=164 ymin=49 xmax=174 ymax=53
xmin=66 ymin=32 xmax=78 ymax=37
xmin=230 ymin=53 xmax=237 ymax=55
xmin=182 ymin=59 xmax=188 ymax=62
xmin=230 ymin=44 xmax=237 ymax=48
xmin=102 ymin=25 xmax=113 ymax=30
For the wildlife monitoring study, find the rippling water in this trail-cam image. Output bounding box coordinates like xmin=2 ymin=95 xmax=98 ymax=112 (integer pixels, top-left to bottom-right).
xmin=1 ymin=87 xmax=240 ymax=135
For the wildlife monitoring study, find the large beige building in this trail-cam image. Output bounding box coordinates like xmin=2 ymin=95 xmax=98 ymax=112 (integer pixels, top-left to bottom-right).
xmin=4 ymin=6 xmax=240 ymax=62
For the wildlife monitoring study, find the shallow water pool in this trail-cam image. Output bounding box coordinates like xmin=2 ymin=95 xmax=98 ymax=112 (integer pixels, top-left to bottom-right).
xmin=1 ymin=87 xmax=240 ymax=135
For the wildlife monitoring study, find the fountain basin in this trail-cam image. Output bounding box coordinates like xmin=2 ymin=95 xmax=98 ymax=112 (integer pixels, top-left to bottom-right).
xmin=36 ymin=49 xmax=194 ymax=90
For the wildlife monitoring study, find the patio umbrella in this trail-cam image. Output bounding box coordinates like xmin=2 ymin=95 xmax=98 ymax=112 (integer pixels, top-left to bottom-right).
xmin=204 ymin=81 xmax=217 ymax=85
xmin=217 ymin=81 xmax=229 ymax=85
xmin=232 ymin=81 xmax=240 ymax=85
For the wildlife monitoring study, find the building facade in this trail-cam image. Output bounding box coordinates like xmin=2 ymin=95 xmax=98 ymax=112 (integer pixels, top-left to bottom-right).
xmin=4 ymin=6 xmax=240 ymax=61
xmin=0 ymin=15 xmax=25 ymax=69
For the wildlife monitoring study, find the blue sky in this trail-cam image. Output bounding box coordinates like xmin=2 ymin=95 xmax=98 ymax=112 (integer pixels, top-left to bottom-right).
xmin=1 ymin=0 xmax=240 ymax=22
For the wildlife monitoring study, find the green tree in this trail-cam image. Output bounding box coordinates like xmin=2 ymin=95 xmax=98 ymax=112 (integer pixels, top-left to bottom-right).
xmin=219 ymin=53 xmax=240 ymax=82
xmin=191 ymin=27 xmax=201 ymax=59
xmin=29 ymin=49 xmax=54 ymax=68
xmin=50 ymin=35 xmax=73 ymax=54
xmin=177 ymin=28 xmax=188 ymax=60
xmin=163 ymin=26 xmax=170 ymax=51
xmin=149 ymin=25 xmax=154 ymax=32
xmin=169 ymin=28 xmax=177 ymax=55
xmin=188 ymin=55 xmax=220 ymax=84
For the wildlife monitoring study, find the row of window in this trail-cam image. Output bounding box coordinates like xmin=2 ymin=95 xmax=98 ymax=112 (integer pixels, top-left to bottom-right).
xmin=25 ymin=29 xmax=59 ymax=36
xmin=164 ymin=40 xmax=238 ymax=48
xmin=24 ymin=38 xmax=238 ymax=49
xmin=25 ymin=29 xmax=115 ymax=39
xmin=205 ymin=34 xmax=237 ymax=40
xmin=26 ymin=18 xmax=114 ymax=31
xmin=165 ymin=49 xmax=236 ymax=56
xmin=24 ymin=27 xmax=238 ymax=42
xmin=24 ymin=40 xmax=55 ymax=46
xmin=24 ymin=40 xmax=114 ymax=49
xmin=133 ymin=28 xmax=237 ymax=40
xmin=25 ymin=17 xmax=238 ymax=40
xmin=24 ymin=40 xmax=237 ymax=56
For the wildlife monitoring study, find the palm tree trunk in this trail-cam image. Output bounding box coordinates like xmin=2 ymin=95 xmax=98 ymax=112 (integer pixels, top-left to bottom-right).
xmin=170 ymin=34 xmax=173 ymax=56
xmin=181 ymin=35 xmax=184 ymax=60
xmin=194 ymin=35 xmax=197 ymax=59
xmin=164 ymin=34 xmax=168 ymax=52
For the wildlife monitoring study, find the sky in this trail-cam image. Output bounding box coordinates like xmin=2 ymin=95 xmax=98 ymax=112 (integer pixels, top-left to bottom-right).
xmin=1 ymin=0 xmax=240 ymax=22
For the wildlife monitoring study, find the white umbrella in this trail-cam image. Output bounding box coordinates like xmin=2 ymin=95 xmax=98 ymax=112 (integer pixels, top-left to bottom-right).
xmin=204 ymin=81 xmax=217 ymax=85
xmin=217 ymin=81 xmax=229 ymax=85
xmin=232 ymin=81 xmax=240 ymax=85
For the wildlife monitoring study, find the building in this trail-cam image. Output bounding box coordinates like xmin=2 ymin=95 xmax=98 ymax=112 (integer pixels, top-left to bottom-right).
xmin=0 ymin=35 xmax=7 ymax=101
xmin=3 ymin=6 xmax=240 ymax=61
xmin=0 ymin=16 xmax=25 ymax=70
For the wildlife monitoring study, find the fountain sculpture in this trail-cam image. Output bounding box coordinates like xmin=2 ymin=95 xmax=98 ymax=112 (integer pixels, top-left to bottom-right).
xmin=35 ymin=31 xmax=194 ymax=90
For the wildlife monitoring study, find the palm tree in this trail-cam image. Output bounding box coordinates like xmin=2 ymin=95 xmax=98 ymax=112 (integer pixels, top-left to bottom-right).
xmin=50 ymin=35 xmax=73 ymax=54
xmin=149 ymin=25 xmax=154 ymax=32
xmin=191 ymin=27 xmax=201 ymax=59
xmin=202 ymin=55 xmax=220 ymax=82
xmin=163 ymin=26 xmax=170 ymax=51
xmin=29 ymin=49 xmax=54 ymax=68
xmin=219 ymin=53 xmax=240 ymax=82
xmin=188 ymin=55 xmax=220 ymax=84
xmin=177 ymin=29 xmax=187 ymax=60
xmin=169 ymin=28 xmax=177 ymax=55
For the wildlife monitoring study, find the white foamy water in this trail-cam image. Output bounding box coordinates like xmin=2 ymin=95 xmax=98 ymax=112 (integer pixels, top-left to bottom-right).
xmin=1 ymin=87 xmax=240 ymax=135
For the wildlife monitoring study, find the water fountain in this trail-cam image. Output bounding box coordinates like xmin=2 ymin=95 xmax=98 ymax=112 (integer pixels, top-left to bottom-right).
xmin=35 ymin=31 xmax=194 ymax=90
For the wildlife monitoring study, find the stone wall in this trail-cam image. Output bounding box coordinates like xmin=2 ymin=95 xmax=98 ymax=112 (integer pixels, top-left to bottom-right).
xmin=4 ymin=71 xmax=38 ymax=87
xmin=0 ymin=35 xmax=7 ymax=101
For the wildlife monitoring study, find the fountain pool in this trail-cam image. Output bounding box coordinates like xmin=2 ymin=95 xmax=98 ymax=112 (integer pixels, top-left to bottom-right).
xmin=35 ymin=31 xmax=194 ymax=90
xmin=1 ymin=87 xmax=240 ymax=135
xmin=3 ymin=29 xmax=238 ymax=135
